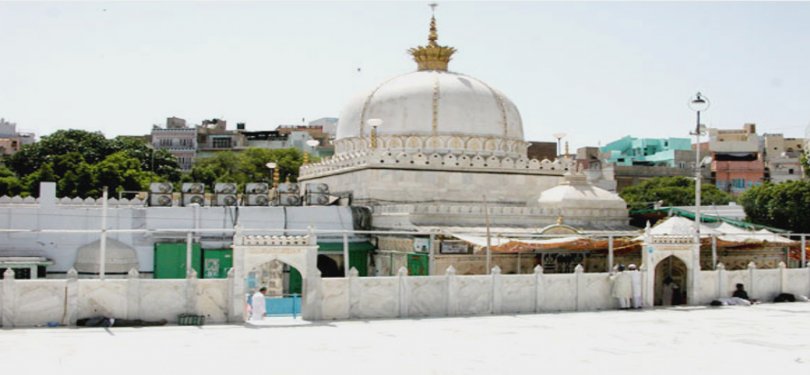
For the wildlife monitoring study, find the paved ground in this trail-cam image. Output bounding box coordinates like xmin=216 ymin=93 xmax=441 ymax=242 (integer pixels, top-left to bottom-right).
xmin=2 ymin=303 xmax=809 ymax=375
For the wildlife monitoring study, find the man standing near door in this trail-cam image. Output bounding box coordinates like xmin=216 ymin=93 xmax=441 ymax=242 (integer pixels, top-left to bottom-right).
xmin=250 ymin=287 xmax=267 ymax=321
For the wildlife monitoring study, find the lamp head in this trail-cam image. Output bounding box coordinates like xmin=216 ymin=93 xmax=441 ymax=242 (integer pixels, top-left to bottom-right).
xmin=265 ymin=162 xmax=277 ymax=169
xmin=306 ymin=139 xmax=320 ymax=147
xmin=366 ymin=118 xmax=383 ymax=128
xmin=688 ymin=92 xmax=710 ymax=112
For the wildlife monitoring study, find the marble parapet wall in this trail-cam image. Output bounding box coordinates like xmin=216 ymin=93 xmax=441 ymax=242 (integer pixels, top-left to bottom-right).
xmin=371 ymin=203 xmax=629 ymax=230
xmin=333 ymin=135 xmax=531 ymax=160
xmin=299 ymin=149 xmax=575 ymax=180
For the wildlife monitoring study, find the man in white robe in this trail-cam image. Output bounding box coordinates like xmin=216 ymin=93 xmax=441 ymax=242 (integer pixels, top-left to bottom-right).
xmin=610 ymin=265 xmax=632 ymax=309
xmin=628 ymin=264 xmax=642 ymax=309
xmin=250 ymin=287 xmax=267 ymax=321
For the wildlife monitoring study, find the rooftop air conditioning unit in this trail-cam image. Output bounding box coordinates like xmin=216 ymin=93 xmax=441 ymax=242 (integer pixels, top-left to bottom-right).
xmin=149 ymin=182 xmax=173 ymax=194
xmin=214 ymin=182 xmax=237 ymax=194
xmin=182 ymin=182 xmax=205 ymax=194
xmin=278 ymin=183 xmax=300 ymax=194
xmin=215 ymin=194 xmax=238 ymax=206
xmin=305 ymin=193 xmax=329 ymax=206
xmin=305 ymin=183 xmax=329 ymax=194
xmin=245 ymin=183 xmax=269 ymax=194
xmin=182 ymin=193 xmax=205 ymax=207
xmin=149 ymin=193 xmax=173 ymax=207
xmin=247 ymin=194 xmax=269 ymax=206
xmin=278 ymin=193 xmax=301 ymax=206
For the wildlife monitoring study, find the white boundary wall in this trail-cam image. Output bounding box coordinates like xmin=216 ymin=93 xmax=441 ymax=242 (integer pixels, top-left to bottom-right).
xmin=2 ymin=264 xmax=810 ymax=327
xmin=0 ymin=268 xmax=231 ymax=328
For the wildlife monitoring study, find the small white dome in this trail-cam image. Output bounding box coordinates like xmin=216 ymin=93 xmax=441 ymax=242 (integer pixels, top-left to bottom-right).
xmin=533 ymin=173 xmax=627 ymax=211
xmin=74 ymin=238 xmax=139 ymax=274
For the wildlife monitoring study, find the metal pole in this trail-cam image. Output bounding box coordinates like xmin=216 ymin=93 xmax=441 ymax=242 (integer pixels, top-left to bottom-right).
xmin=483 ymin=195 xmax=492 ymax=274
xmin=517 ymin=252 xmax=522 ymax=275
xmin=186 ymin=232 xmax=193 ymax=277
xmin=711 ymin=235 xmax=717 ymax=270
xmin=802 ymin=234 xmax=807 ymax=268
xmin=608 ymin=235 xmax=614 ymax=271
xmin=694 ymin=109 xmax=702 ymax=246
xmin=343 ymin=233 xmax=350 ymax=277
xmin=99 ymin=187 xmax=108 ymax=280
xmin=428 ymin=233 xmax=436 ymax=275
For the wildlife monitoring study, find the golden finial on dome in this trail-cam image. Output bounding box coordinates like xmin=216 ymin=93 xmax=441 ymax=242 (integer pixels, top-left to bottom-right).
xmin=408 ymin=3 xmax=456 ymax=71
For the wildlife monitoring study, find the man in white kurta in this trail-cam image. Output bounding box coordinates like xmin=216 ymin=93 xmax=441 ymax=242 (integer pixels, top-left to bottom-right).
xmin=627 ymin=264 xmax=642 ymax=309
xmin=610 ymin=265 xmax=632 ymax=309
xmin=250 ymin=287 xmax=267 ymax=321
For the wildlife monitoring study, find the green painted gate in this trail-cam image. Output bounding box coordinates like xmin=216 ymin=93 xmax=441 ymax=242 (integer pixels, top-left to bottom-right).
xmin=202 ymin=248 xmax=233 ymax=279
xmin=154 ymin=242 xmax=202 ymax=279
xmin=407 ymin=253 xmax=429 ymax=276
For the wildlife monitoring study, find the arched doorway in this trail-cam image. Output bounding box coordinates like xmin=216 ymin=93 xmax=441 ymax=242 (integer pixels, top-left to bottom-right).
xmin=245 ymin=260 xmax=303 ymax=318
xmin=654 ymin=256 xmax=688 ymax=306
xmin=230 ymin=233 xmax=321 ymax=322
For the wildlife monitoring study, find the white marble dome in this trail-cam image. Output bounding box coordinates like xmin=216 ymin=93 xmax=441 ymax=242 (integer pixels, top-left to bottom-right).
xmin=73 ymin=238 xmax=139 ymax=274
xmin=532 ymin=173 xmax=627 ymax=211
xmin=335 ymin=70 xmax=526 ymax=158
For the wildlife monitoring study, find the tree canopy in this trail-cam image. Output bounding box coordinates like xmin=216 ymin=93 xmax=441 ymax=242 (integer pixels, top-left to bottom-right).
xmin=1 ymin=129 xmax=180 ymax=198
xmin=620 ymin=176 xmax=733 ymax=210
xmin=188 ymin=148 xmax=309 ymax=188
xmin=739 ymin=180 xmax=810 ymax=233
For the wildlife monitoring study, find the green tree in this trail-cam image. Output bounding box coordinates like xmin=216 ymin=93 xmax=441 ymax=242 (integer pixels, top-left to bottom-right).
xmin=188 ymin=148 xmax=306 ymax=187
xmin=0 ymin=165 xmax=22 ymax=196
xmin=620 ymin=176 xmax=733 ymax=210
xmin=739 ymin=180 xmax=810 ymax=232
xmin=7 ymin=129 xmax=112 ymax=176
xmin=93 ymin=152 xmax=153 ymax=196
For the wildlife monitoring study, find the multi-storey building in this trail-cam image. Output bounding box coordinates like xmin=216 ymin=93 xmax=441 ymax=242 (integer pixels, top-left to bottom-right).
xmin=150 ymin=117 xmax=197 ymax=171
xmin=0 ymin=118 xmax=35 ymax=156
xmin=598 ymin=136 xmax=703 ymax=192
xmin=762 ymin=133 xmax=804 ymax=183
xmin=708 ymin=123 xmax=764 ymax=194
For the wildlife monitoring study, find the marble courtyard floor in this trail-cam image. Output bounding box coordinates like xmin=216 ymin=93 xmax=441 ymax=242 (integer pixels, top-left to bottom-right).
xmin=2 ymin=303 xmax=809 ymax=374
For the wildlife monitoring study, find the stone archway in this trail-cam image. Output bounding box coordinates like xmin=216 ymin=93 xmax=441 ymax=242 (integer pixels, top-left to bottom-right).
xmin=641 ymin=235 xmax=700 ymax=307
xmin=654 ymin=256 xmax=688 ymax=305
xmin=230 ymin=231 xmax=322 ymax=321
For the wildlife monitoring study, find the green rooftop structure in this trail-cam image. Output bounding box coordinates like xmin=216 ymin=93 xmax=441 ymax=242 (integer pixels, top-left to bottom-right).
xmin=601 ymin=136 xmax=692 ymax=167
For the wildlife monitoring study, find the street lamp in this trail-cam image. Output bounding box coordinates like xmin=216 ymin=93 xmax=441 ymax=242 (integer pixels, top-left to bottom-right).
xmin=553 ymin=132 xmax=566 ymax=159
xmin=302 ymin=139 xmax=320 ymax=165
xmin=688 ymin=92 xmax=710 ymax=261
xmin=367 ymin=118 xmax=383 ymax=149
xmin=266 ymin=162 xmax=279 ymax=188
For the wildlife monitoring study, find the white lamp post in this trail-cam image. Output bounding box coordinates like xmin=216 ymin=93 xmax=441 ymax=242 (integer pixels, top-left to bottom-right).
xmin=553 ymin=132 xmax=566 ymax=159
xmin=688 ymin=92 xmax=710 ymax=242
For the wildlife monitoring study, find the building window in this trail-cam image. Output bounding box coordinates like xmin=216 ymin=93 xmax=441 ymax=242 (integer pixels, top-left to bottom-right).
xmin=789 ymin=169 xmax=794 ymax=175
xmin=212 ymin=138 xmax=232 ymax=149
xmin=159 ymin=139 xmax=172 ymax=147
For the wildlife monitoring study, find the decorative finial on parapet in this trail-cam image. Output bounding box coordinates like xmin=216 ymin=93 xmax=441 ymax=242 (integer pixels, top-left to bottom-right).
xmin=533 ymin=265 xmax=543 ymax=274
xmin=445 ymin=265 xmax=456 ymax=275
xmin=556 ymin=215 xmax=564 ymax=225
xmin=408 ymin=3 xmax=456 ymax=71
xmin=3 ymin=268 xmax=14 ymax=280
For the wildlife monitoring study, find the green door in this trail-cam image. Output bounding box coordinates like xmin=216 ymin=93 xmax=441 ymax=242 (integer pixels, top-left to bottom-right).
xmin=348 ymin=250 xmax=369 ymax=276
xmin=154 ymin=242 xmax=202 ymax=279
xmin=407 ymin=253 xmax=429 ymax=276
xmin=202 ymin=248 xmax=233 ymax=279
xmin=288 ymin=266 xmax=302 ymax=294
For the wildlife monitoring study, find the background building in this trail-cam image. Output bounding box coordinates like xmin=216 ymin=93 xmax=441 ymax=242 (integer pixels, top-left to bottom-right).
xmin=151 ymin=117 xmax=198 ymax=171
xmin=0 ymin=118 xmax=35 ymax=156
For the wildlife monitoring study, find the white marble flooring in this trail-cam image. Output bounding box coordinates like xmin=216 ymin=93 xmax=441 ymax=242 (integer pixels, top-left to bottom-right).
xmin=2 ymin=304 xmax=809 ymax=375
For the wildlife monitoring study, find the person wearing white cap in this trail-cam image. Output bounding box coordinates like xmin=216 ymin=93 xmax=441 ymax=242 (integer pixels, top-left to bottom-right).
xmin=627 ymin=264 xmax=642 ymax=309
xmin=610 ymin=264 xmax=632 ymax=309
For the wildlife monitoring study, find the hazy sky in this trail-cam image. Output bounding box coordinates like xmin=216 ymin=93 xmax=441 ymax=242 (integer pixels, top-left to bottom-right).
xmin=2 ymin=1 xmax=810 ymax=149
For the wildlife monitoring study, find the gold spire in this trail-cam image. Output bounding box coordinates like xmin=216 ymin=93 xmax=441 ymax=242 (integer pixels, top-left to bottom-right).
xmin=408 ymin=3 xmax=456 ymax=71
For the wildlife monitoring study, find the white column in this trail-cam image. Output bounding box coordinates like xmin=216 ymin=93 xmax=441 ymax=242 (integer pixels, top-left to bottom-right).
xmin=99 ymin=187 xmax=108 ymax=280
xmin=186 ymin=232 xmax=193 ymax=277
xmin=608 ymin=235 xmax=614 ymax=271
xmin=711 ymin=235 xmax=717 ymax=270
xmin=802 ymin=234 xmax=807 ymax=268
